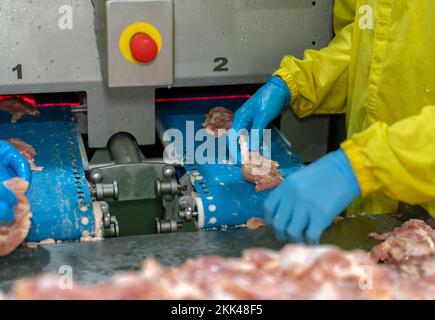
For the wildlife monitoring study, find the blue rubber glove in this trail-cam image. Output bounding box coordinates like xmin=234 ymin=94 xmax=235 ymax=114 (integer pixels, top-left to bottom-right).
xmin=228 ymin=76 xmax=291 ymax=164
xmin=263 ymin=149 xmax=361 ymax=244
xmin=0 ymin=141 xmax=30 ymax=224
xmin=0 ymin=141 xmax=31 ymax=182
xmin=0 ymin=184 xmax=17 ymax=224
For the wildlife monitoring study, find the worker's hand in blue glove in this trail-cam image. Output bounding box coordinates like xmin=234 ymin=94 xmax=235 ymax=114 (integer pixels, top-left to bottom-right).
xmin=0 ymin=184 xmax=17 ymax=224
xmin=263 ymin=149 xmax=361 ymax=244
xmin=228 ymin=76 xmax=291 ymax=164
xmin=0 ymin=140 xmax=31 ymax=182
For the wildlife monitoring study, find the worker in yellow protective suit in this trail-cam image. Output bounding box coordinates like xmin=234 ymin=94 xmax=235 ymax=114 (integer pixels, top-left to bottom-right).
xmin=230 ymin=0 xmax=435 ymax=243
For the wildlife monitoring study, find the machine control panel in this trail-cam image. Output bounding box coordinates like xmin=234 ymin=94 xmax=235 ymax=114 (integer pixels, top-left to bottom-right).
xmin=104 ymin=0 xmax=173 ymax=88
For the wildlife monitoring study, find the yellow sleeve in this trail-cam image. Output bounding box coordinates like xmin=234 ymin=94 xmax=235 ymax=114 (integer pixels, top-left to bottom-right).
xmin=341 ymin=106 xmax=435 ymax=205
xmin=273 ymin=0 xmax=355 ymax=117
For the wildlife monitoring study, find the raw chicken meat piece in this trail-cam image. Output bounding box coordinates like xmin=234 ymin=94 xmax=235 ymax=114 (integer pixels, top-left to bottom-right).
xmin=246 ymin=217 xmax=266 ymax=230
xmin=0 ymin=178 xmax=31 ymax=256
xmin=370 ymin=219 xmax=435 ymax=278
xmin=239 ymin=135 xmax=284 ymax=192
xmin=9 ymin=243 xmax=435 ymax=300
xmin=0 ymin=97 xmax=40 ymax=124
xmin=202 ymin=107 xmax=234 ymax=137
xmin=241 ymin=158 xmax=283 ymax=192
xmin=5 ymin=138 xmax=43 ymax=172
xmin=202 ymin=107 xmax=284 ymax=191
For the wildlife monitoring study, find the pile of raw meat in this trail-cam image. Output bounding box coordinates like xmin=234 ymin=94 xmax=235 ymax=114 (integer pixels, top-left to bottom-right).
xmin=202 ymin=106 xmax=234 ymax=137
xmin=3 ymin=219 xmax=434 ymax=300
xmin=0 ymin=178 xmax=32 ymax=256
xmin=6 ymin=138 xmax=43 ymax=172
xmin=203 ymin=107 xmax=284 ymax=191
xmin=370 ymin=219 xmax=435 ymax=279
xmin=0 ymin=97 xmax=40 ymax=124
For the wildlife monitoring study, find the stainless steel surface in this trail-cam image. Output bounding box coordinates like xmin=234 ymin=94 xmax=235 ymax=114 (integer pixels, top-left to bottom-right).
xmin=172 ymin=0 xmax=333 ymax=86
xmin=95 ymin=0 xmax=174 ymax=87
xmin=0 ymin=228 xmax=284 ymax=292
xmin=0 ymin=0 xmax=333 ymax=148
xmin=76 ymin=129 xmax=90 ymax=171
xmin=0 ymin=0 xmax=156 ymax=148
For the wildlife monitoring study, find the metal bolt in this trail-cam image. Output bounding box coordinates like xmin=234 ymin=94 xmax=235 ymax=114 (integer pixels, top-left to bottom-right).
xmin=90 ymin=169 xmax=104 ymax=184
xmin=162 ymin=166 xmax=176 ymax=179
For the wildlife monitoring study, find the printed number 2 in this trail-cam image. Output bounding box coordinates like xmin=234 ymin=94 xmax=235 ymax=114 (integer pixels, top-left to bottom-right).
xmin=213 ymin=57 xmax=229 ymax=72
xmin=12 ymin=64 xmax=23 ymax=80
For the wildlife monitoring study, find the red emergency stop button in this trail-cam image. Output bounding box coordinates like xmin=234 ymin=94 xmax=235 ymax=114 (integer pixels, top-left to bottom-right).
xmin=130 ymin=33 xmax=158 ymax=63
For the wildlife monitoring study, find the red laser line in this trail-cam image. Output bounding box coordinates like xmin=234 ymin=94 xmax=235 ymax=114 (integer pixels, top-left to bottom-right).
xmin=1 ymin=94 xmax=251 ymax=107
xmin=36 ymin=102 xmax=82 ymax=107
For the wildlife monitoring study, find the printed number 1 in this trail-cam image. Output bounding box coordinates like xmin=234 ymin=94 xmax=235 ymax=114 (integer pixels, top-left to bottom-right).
xmin=12 ymin=64 xmax=23 ymax=80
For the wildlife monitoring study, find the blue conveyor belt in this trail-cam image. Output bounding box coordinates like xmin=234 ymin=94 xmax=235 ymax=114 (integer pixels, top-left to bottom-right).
xmin=156 ymin=98 xmax=304 ymax=229
xmin=0 ymin=108 xmax=95 ymax=242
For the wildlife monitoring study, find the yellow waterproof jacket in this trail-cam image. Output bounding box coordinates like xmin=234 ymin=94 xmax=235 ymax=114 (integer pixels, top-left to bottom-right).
xmin=274 ymin=0 xmax=435 ymax=216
